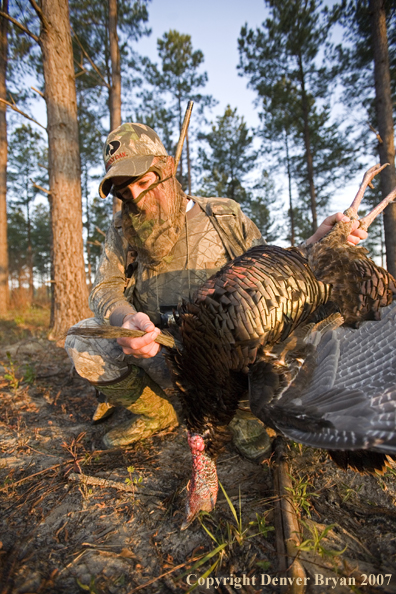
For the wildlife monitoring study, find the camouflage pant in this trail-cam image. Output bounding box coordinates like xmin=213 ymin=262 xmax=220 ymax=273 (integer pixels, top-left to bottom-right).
xmin=65 ymin=318 xmax=173 ymax=390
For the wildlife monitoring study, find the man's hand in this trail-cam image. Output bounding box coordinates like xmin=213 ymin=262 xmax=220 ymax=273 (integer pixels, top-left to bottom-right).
xmin=117 ymin=312 xmax=161 ymax=358
xmin=305 ymin=213 xmax=368 ymax=246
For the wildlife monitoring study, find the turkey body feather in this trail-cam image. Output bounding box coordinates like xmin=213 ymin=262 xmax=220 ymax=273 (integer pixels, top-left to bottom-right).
xmin=170 ymin=245 xmax=331 ymax=456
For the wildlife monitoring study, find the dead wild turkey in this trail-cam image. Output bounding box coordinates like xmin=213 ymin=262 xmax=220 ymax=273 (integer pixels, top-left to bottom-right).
xmin=167 ymin=164 xmax=396 ymax=529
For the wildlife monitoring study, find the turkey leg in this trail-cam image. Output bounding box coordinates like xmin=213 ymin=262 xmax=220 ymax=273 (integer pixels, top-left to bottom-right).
xmin=344 ymin=163 xmax=389 ymax=219
xmin=359 ymin=186 xmax=396 ymax=231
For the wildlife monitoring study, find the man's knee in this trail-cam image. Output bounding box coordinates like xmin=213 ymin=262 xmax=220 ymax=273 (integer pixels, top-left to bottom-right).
xmin=65 ymin=318 xmax=128 ymax=383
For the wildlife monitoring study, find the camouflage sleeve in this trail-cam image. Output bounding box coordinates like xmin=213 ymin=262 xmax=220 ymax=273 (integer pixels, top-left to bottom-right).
xmin=89 ymin=220 xmax=137 ymax=325
xmin=238 ymin=208 xmax=266 ymax=249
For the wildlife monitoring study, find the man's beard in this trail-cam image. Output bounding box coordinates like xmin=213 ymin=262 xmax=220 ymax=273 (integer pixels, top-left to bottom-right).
xmin=121 ymin=156 xmax=187 ymax=270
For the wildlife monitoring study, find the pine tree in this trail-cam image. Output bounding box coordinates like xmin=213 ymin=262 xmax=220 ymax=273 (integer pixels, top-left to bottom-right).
xmin=31 ymin=202 xmax=51 ymax=286
xmin=198 ymin=106 xmax=256 ymax=204
xmin=7 ymin=123 xmax=47 ymax=303
xmin=1 ymin=0 xmax=91 ymax=337
xmin=197 ymin=106 xmax=279 ymax=241
xmin=144 ymin=30 xmax=213 ymax=192
xmin=70 ymin=0 xmax=151 ymax=212
xmin=238 ymin=0 xmax=357 ymax=236
xmin=248 ymin=171 xmax=281 ymax=243
xmin=0 ymin=0 xmax=8 ymax=313
xmin=334 ymin=0 xmax=396 ymax=274
xmin=7 ymin=201 xmax=51 ymax=300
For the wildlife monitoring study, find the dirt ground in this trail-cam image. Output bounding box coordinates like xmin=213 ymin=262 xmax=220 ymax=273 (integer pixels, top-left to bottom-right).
xmin=1 ymin=309 xmax=396 ymax=594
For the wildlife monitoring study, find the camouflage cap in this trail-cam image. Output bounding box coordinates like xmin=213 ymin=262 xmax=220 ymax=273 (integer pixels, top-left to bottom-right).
xmin=99 ymin=123 xmax=168 ymax=199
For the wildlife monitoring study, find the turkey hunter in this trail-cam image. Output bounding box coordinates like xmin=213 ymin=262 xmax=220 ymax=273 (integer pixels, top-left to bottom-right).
xmin=65 ymin=123 xmax=367 ymax=457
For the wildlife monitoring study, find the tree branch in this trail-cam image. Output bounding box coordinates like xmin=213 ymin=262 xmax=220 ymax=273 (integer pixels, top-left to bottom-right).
xmin=27 ymin=0 xmax=48 ymax=29
xmin=368 ymin=122 xmax=383 ymax=144
xmin=31 ymin=86 xmax=44 ymax=99
xmin=0 ymin=98 xmax=46 ymax=130
xmin=30 ymin=179 xmax=50 ymax=194
xmin=95 ymin=226 xmax=106 ymax=237
xmin=71 ymin=27 xmax=109 ymax=89
xmin=0 ymin=10 xmax=39 ymax=43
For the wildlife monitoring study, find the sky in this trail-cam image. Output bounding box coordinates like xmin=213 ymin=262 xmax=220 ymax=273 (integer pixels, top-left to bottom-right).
xmin=136 ymin=0 xmax=268 ymax=128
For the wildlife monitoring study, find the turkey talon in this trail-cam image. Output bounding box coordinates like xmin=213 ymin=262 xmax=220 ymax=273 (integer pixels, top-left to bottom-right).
xmin=345 ymin=163 xmax=389 ymax=220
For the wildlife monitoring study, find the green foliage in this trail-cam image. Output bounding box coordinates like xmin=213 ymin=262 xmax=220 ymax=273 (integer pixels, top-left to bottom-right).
xmin=180 ymin=482 xmax=274 ymax=590
xmin=340 ymin=482 xmax=363 ymax=503
xmin=7 ymin=124 xmax=50 ymax=291
xmin=125 ymin=465 xmax=143 ymax=487
xmin=22 ymin=362 xmax=36 ymax=385
xmin=86 ymin=196 xmax=113 ymax=271
xmin=76 ymin=576 xmax=99 ymax=594
xmin=297 ymin=520 xmax=347 ymax=559
xmin=197 ymin=106 xmax=280 ymax=241
xmin=238 ymin=0 xmax=359 ymax=237
xmin=146 ymin=29 xmax=208 ymax=114
xmin=7 ymin=124 xmax=47 ymax=203
xmin=70 ymin=0 xmax=151 ymax=94
xmin=248 ymin=171 xmax=282 ymax=242
xmin=198 ymin=105 xmax=256 ymax=204
xmin=3 ymin=352 xmax=20 ymax=392
xmin=250 ymin=512 xmax=275 ymax=538
xmin=333 ymin=0 xmax=396 ymax=121
xmin=30 ymin=203 xmax=51 ymax=282
xmin=284 ymin=474 xmax=320 ymax=517
xmin=143 ymin=29 xmax=214 ymax=190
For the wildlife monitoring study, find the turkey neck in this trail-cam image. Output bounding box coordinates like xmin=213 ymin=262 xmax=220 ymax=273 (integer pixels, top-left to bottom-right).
xmin=304 ymin=221 xmax=396 ymax=326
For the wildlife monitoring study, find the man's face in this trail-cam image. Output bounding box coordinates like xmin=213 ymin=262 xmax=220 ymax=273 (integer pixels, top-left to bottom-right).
xmin=113 ymin=171 xmax=158 ymax=202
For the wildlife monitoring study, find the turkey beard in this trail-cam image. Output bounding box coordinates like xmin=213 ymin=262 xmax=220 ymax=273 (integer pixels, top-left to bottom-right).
xmin=121 ymin=156 xmax=187 ymax=270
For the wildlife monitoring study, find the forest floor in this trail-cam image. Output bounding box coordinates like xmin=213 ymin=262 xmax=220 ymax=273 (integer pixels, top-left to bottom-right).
xmin=1 ymin=308 xmax=396 ymax=594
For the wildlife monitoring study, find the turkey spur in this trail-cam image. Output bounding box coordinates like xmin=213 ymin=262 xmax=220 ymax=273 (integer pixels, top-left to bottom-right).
xmin=166 ymin=163 xmax=396 ymax=529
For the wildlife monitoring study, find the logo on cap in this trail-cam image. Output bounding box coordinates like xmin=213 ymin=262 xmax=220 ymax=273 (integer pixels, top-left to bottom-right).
xmin=106 ymin=140 xmax=121 ymax=158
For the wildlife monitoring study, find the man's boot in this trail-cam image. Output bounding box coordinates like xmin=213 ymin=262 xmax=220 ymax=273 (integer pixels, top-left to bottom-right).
xmin=229 ymin=409 xmax=271 ymax=463
xmin=92 ymin=390 xmax=116 ymax=423
xmin=95 ymin=366 xmax=178 ymax=448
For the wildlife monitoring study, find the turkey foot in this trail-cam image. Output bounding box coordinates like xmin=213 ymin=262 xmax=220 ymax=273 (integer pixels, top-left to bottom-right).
xmin=344 ymin=163 xmax=389 ymax=220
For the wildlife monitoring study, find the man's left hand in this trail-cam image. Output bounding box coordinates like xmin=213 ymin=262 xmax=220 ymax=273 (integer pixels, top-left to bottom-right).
xmin=305 ymin=213 xmax=368 ymax=246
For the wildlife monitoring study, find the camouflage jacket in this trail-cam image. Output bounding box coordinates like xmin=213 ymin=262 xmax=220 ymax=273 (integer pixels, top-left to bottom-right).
xmin=89 ymin=196 xmax=265 ymax=326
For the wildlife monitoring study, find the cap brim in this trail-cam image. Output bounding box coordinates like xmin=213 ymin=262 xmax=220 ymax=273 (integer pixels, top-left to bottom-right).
xmin=99 ymin=155 xmax=155 ymax=198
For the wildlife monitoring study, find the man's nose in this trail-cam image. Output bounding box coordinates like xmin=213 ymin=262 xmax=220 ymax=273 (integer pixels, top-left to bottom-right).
xmin=130 ymin=184 xmax=142 ymax=200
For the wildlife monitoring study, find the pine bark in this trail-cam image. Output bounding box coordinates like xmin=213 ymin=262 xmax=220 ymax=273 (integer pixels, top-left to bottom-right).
xmin=40 ymin=0 xmax=90 ymax=338
xmin=370 ymin=0 xmax=396 ymax=276
xmin=285 ymin=131 xmax=295 ymax=246
xmin=298 ymin=53 xmax=318 ymax=233
xmin=0 ymin=0 xmax=8 ymax=313
xmin=108 ymin=0 xmax=122 ymax=214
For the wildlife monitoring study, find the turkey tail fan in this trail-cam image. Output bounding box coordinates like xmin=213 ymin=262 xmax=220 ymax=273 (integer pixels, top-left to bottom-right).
xmin=249 ymin=301 xmax=396 ymax=472
xmin=327 ymin=450 xmax=395 ymax=475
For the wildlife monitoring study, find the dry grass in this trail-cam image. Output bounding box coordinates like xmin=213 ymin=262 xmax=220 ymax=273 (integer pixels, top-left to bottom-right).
xmin=0 ymin=304 xmax=51 ymax=346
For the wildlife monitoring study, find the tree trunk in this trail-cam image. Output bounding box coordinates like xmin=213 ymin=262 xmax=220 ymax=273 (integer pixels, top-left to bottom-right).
xmin=285 ymin=130 xmax=295 ymax=246
xmin=0 ymin=0 xmax=8 ymax=313
xmin=40 ymin=0 xmax=90 ymax=339
xmin=108 ymin=0 xmax=122 ymax=215
xmin=297 ymin=53 xmax=318 ymax=233
xmin=370 ymin=0 xmax=396 ymax=276
xmin=26 ymin=199 xmax=34 ymax=305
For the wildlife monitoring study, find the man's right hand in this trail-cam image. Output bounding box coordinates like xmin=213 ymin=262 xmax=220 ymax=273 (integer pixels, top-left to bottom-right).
xmin=117 ymin=312 xmax=161 ymax=358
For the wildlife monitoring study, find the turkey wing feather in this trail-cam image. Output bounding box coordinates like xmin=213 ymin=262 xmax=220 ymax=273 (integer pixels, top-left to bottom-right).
xmin=250 ymin=302 xmax=396 ymax=453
